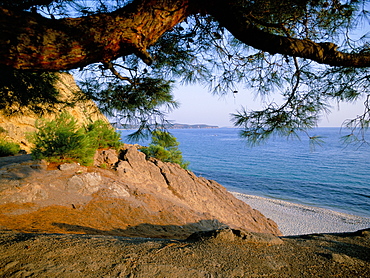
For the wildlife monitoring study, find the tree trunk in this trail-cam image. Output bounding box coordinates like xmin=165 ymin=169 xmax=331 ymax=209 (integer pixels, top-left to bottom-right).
xmin=0 ymin=0 xmax=193 ymax=70
xmin=1 ymin=0 xmax=370 ymax=70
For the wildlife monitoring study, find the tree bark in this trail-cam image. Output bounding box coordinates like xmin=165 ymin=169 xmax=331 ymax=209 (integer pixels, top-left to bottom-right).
xmin=206 ymin=0 xmax=370 ymax=68
xmin=0 ymin=0 xmax=193 ymax=70
xmin=0 ymin=0 xmax=370 ymax=71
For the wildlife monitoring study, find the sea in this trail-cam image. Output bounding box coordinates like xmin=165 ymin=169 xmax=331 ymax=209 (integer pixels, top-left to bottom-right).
xmin=119 ymin=127 xmax=370 ymax=219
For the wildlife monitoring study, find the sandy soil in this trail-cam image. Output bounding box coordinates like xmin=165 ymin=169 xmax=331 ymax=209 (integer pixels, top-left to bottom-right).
xmin=0 ymin=227 xmax=369 ymax=277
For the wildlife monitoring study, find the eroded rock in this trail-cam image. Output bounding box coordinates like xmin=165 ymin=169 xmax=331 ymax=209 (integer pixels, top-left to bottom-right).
xmin=187 ymin=227 xmax=283 ymax=244
xmin=58 ymin=162 xmax=80 ymax=171
xmin=94 ymin=149 xmax=119 ymax=168
xmin=0 ymin=146 xmax=281 ymax=238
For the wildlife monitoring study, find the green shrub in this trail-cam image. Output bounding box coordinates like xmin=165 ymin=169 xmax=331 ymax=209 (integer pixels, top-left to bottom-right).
xmin=86 ymin=120 xmax=122 ymax=150
xmin=28 ymin=112 xmax=96 ymax=165
xmin=140 ymin=130 xmax=189 ymax=169
xmin=0 ymin=138 xmax=20 ymax=157
xmin=28 ymin=113 xmax=123 ymax=166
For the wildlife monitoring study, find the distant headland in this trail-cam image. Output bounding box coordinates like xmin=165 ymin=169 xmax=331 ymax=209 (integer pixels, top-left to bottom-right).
xmin=115 ymin=123 xmax=219 ymax=129
xmin=167 ymin=123 xmax=219 ymax=129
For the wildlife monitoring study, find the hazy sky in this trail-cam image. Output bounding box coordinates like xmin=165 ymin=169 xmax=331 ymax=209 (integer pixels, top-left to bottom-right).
xmin=166 ymin=13 xmax=370 ymax=128
xmin=167 ymin=84 xmax=366 ymax=127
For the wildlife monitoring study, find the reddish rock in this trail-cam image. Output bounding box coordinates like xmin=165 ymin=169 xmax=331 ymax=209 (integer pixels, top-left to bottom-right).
xmin=93 ymin=149 xmax=119 ymax=168
xmin=0 ymin=145 xmax=281 ymax=238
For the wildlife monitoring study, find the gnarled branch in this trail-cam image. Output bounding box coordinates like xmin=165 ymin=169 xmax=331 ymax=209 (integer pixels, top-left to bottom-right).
xmin=1 ymin=0 xmax=370 ymax=71
xmin=0 ymin=0 xmax=193 ymax=70
xmin=205 ymin=0 xmax=370 ymax=68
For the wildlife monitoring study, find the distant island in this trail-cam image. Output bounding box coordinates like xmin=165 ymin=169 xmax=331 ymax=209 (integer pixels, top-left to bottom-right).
xmin=114 ymin=123 xmax=219 ymax=129
xmin=167 ymin=123 xmax=219 ymax=129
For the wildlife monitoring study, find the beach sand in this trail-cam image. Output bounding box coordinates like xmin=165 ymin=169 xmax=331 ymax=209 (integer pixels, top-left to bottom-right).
xmin=233 ymin=192 xmax=370 ymax=236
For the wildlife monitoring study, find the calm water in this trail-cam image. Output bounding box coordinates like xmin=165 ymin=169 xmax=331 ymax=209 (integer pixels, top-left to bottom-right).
xmin=120 ymin=128 xmax=370 ymax=218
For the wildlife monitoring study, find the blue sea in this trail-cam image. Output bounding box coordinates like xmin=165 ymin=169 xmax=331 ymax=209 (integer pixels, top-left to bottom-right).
xmin=119 ymin=128 xmax=370 ymax=218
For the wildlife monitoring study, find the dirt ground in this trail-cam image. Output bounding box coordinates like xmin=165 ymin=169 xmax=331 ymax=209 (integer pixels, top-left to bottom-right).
xmin=0 ymin=154 xmax=32 ymax=168
xmin=1 ymin=155 xmax=369 ymax=277
xmin=0 ymin=227 xmax=369 ymax=278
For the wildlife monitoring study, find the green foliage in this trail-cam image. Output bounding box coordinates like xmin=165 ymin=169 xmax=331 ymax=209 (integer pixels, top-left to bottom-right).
xmin=0 ymin=67 xmax=62 ymax=115
xmin=29 ymin=112 xmax=96 ymax=165
xmin=86 ymin=120 xmax=122 ymax=150
xmin=71 ymin=0 xmax=370 ymax=144
xmin=79 ymin=74 xmax=178 ymax=140
xmin=340 ymin=94 xmax=370 ymax=147
xmin=140 ymin=130 xmax=189 ymax=169
xmin=0 ymin=138 xmax=20 ymax=157
xmin=29 ymin=113 xmax=122 ymax=165
xmin=309 ymin=135 xmax=325 ymax=152
xmin=3 ymin=0 xmax=370 ymax=144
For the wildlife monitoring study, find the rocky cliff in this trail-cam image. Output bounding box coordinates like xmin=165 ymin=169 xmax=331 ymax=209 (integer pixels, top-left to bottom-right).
xmin=0 ymin=145 xmax=280 ymax=238
xmin=0 ymin=73 xmax=108 ymax=152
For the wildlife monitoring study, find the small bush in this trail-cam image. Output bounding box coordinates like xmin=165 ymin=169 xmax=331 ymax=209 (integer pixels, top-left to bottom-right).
xmin=0 ymin=138 xmax=20 ymax=157
xmin=28 ymin=113 xmax=122 ymax=166
xmin=86 ymin=120 xmax=122 ymax=150
xmin=28 ymin=112 xmax=96 ymax=165
xmin=140 ymin=130 xmax=189 ymax=169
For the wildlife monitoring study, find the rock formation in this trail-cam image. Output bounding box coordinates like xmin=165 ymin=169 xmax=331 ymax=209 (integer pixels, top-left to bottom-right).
xmin=0 ymin=71 xmax=280 ymax=239
xmin=0 ymin=73 xmax=108 ymax=152
xmin=0 ymin=145 xmax=281 ymax=238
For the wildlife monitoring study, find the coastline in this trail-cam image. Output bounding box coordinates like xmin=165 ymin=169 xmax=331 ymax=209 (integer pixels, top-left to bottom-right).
xmin=232 ymin=192 xmax=370 ymax=236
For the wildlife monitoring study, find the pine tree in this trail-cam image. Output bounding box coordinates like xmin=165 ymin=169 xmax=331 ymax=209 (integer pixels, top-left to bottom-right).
xmin=1 ymin=0 xmax=370 ymax=143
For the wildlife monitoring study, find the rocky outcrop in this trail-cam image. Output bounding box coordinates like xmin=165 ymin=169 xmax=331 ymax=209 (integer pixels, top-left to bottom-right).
xmin=0 ymin=145 xmax=281 ymax=238
xmin=0 ymin=73 xmax=108 ymax=152
xmin=0 ymin=70 xmax=281 ymax=239
xmin=187 ymin=227 xmax=284 ymax=244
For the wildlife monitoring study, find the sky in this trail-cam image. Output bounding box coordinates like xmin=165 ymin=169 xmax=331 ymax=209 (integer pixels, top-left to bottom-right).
xmin=166 ymin=84 xmax=366 ymax=128
xmin=166 ymin=7 xmax=370 ymax=129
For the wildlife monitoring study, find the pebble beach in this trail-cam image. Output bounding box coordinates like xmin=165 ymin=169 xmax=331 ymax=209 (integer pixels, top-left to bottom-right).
xmin=233 ymin=192 xmax=370 ymax=236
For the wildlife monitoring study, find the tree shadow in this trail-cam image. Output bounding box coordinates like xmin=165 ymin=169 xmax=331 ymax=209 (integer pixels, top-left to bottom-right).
xmin=52 ymin=219 xmax=228 ymax=240
xmin=0 ymin=231 xmax=41 ymax=245
xmin=0 ymin=154 xmax=33 ymax=168
xmin=0 ymin=155 xmax=44 ymax=180
xmin=286 ymin=228 xmax=370 ymax=263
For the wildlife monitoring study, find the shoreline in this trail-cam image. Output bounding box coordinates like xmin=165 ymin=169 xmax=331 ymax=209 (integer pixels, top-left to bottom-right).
xmin=232 ymin=192 xmax=370 ymax=236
